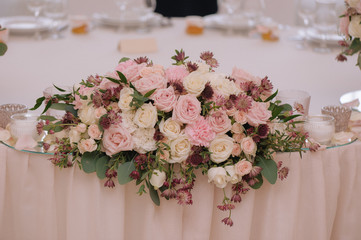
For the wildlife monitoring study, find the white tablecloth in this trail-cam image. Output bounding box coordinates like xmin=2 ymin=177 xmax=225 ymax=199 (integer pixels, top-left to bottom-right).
xmin=1 ymin=141 xmax=361 ymax=240
xmin=0 ymin=18 xmax=360 ymax=115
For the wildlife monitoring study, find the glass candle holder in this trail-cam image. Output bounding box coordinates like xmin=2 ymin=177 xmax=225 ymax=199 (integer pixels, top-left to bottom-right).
xmin=9 ymin=113 xmax=40 ymax=141
xmin=304 ymin=115 xmax=335 ymax=145
xmin=0 ymin=104 xmax=28 ymax=128
xmin=321 ymin=105 xmax=352 ymax=132
xmin=276 ymin=89 xmax=311 ymax=116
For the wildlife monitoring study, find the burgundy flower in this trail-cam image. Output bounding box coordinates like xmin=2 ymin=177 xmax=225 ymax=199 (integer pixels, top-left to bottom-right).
xmin=161 ymin=188 xmax=177 ymax=199
xmin=201 ymin=83 xmax=214 ymax=100
xmin=176 ymin=190 xmax=193 ymax=205
xmin=129 ymin=170 xmax=140 ymax=180
xmin=258 ymin=124 xmax=269 ymax=138
xmin=36 ymin=121 xmax=44 ymax=135
xmin=336 ymin=54 xmax=347 ymax=62
xmin=278 ymin=167 xmax=289 ymax=181
xmin=104 ymin=179 xmax=115 ymax=188
xmin=246 ymin=127 xmax=255 ymax=135
xmin=206 ymin=58 xmax=219 ymax=68
xmin=249 ymin=166 xmax=262 ymax=178
xmin=277 ymin=161 xmax=283 ymax=169
xmin=260 ymin=76 xmax=273 ymax=92
xmin=232 ymin=94 xmax=252 ymax=112
xmin=99 ymin=116 xmax=111 ymax=130
xmin=153 ymin=129 xmax=164 ymax=141
xmin=92 ymin=91 xmax=103 ymax=108
xmin=134 ymin=154 xmax=147 ymax=167
xmin=188 ymin=154 xmax=203 ymax=166
xmin=247 ymin=178 xmax=259 ymax=186
xmin=186 ymin=62 xmax=199 ymax=73
xmin=134 ymin=56 xmax=149 ymax=64
xmin=252 ymin=135 xmax=261 ymax=143
xmin=221 ymin=217 xmax=234 ymax=227
xmin=338 ymin=40 xmax=349 ymax=47
xmin=43 ymin=142 xmax=50 ymax=151
xmin=105 ymin=169 xmax=117 ymax=178
xmin=231 ymin=194 xmax=242 ymax=203
xmin=170 ymin=82 xmax=186 ymax=95
xmin=200 ymin=51 xmax=214 ymax=61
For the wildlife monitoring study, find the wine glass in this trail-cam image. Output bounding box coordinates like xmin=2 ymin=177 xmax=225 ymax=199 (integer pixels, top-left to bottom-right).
xmin=240 ymin=0 xmax=265 ymax=26
xmin=313 ymin=0 xmax=337 ymax=53
xmin=296 ymin=0 xmax=316 ymax=49
xmin=221 ymin=0 xmax=242 ymax=35
xmin=26 ymin=0 xmax=47 ymax=40
xmin=44 ymin=0 xmax=68 ymax=39
xmin=114 ymin=0 xmax=131 ymax=32
xmin=138 ymin=0 xmax=157 ymax=33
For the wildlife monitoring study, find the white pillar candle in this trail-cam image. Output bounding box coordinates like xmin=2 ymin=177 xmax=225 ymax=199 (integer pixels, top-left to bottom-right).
xmin=304 ymin=115 xmax=335 ymax=145
xmin=10 ymin=113 xmax=39 ymax=141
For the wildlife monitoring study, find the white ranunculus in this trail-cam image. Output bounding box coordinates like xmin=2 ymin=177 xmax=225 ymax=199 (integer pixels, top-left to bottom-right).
xmin=133 ymin=103 xmax=158 ymax=128
xmin=159 ymin=118 xmax=182 ymax=140
xmin=150 ymin=169 xmax=166 ymax=190
xmin=69 ymin=127 xmax=81 ymax=144
xmin=224 ymin=165 xmax=240 ymax=184
xmin=183 ymin=71 xmax=207 ymax=96
xmin=133 ymin=128 xmax=157 ymax=154
xmin=208 ymin=167 xmax=228 ymax=188
xmin=120 ymin=110 xmax=137 ymax=133
xmin=208 ymin=72 xmax=240 ymax=97
xmin=209 ymin=134 xmax=234 ymax=163
xmin=169 ymin=134 xmax=191 ymax=163
xmin=118 ymin=87 xmax=134 ymax=111
xmin=349 ymin=15 xmax=361 ymax=38
xmin=78 ymin=104 xmax=97 ymax=125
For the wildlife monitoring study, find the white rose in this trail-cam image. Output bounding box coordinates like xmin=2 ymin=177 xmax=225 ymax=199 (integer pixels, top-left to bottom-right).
xmin=224 ymin=165 xmax=240 ymax=184
xmin=118 ymin=87 xmax=134 ymax=111
xmin=150 ymin=169 xmax=166 ymax=190
xmin=78 ymin=138 xmax=97 ymax=154
xmin=0 ymin=129 xmax=10 ymax=142
xmin=169 ymin=134 xmax=191 ymax=163
xmin=133 ymin=128 xmax=157 ymax=154
xmin=69 ymin=127 xmax=81 ymax=144
xmin=159 ymin=118 xmax=182 ymax=140
xmin=208 ymin=73 xmax=240 ymax=97
xmin=349 ymin=15 xmax=361 ymax=38
xmin=196 ymin=62 xmax=211 ymax=73
xmin=133 ymin=103 xmax=158 ymax=128
xmin=53 ymin=129 xmax=68 ymax=140
xmin=120 ymin=110 xmax=138 ymax=133
xmin=208 ymin=167 xmax=228 ymax=188
xmin=76 ymin=123 xmax=87 ymax=133
xmin=88 ymin=124 xmax=102 ymax=140
xmin=78 ymin=104 xmax=97 ymax=125
xmin=183 ymin=71 xmax=207 ymax=96
xmin=209 ymin=134 xmax=234 ymax=163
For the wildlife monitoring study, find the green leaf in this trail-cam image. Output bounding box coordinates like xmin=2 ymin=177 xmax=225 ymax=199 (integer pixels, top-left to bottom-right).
xmin=117 ymin=160 xmax=135 ymax=185
xmin=0 ymin=42 xmax=7 ymax=56
xmin=249 ymin=174 xmax=264 ymax=189
xmin=270 ymin=105 xmax=283 ymax=120
xmin=143 ymin=88 xmax=156 ymax=98
xmin=81 ymin=151 xmax=98 ymax=173
xmin=50 ymin=103 xmax=67 ymax=110
xmin=257 ymin=156 xmax=278 ymax=184
xmin=116 ymin=71 xmax=128 ymax=85
xmin=53 ymin=84 xmax=67 ymax=92
xmin=357 ymin=52 xmax=361 ymax=70
xmin=280 ymin=103 xmax=292 ymax=112
xmin=38 ymin=115 xmax=57 ymax=121
xmin=349 ymin=38 xmax=361 ymax=55
xmin=30 ymin=96 xmax=45 ymax=111
xmin=147 ymin=180 xmax=160 ymax=206
xmin=265 ymin=89 xmax=278 ymax=102
xmin=42 ymin=100 xmax=53 ymax=115
xmin=65 ymin=105 xmax=78 ymax=117
xmin=281 ymin=114 xmax=302 ymax=123
xmin=105 ymin=76 xmax=121 ymax=85
xmin=119 ymin=57 xmax=130 ymax=63
xmin=96 ymin=155 xmax=109 ymax=179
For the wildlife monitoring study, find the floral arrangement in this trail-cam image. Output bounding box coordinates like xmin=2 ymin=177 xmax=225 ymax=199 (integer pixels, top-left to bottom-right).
xmin=337 ymin=0 xmax=361 ymax=69
xmin=32 ymin=50 xmax=306 ymax=226
xmin=0 ymin=25 xmax=8 ymax=56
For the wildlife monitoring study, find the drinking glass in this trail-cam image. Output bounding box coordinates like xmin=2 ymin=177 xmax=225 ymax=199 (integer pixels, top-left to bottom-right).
xmin=44 ymin=0 xmax=68 ymax=39
xmin=240 ymin=0 xmax=265 ymax=25
xmin=26 ymin=0 xmax=46 ymax=40
xmin=296 ymin=0 xmax=316 ymax=49
xmin=0 ymin=104 xmax=28 ymax=128
xmin=221 ymin=0 xmax=242 ymax=34
xmin=276 ymin=90 xmax=311 ymax=116
xmin=138 ymin=0 xmax=157 ymax=33
xmin=321 ymin=105 xmax=352 ymax=132
xmin=114 ymin=0 xmax=131 ymax=32
xmin=313 ymin=0 xmax=337 ymax=53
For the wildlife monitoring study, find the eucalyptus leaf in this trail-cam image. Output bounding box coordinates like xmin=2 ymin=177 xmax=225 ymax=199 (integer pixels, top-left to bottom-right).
xmin=117 ymin=160 xmax=135 ymax=185
xmin=147 ymin=181 xmax=160 ymax=206
xmin=53 ymin=84 xmax=66 ymax=92
xmin=50 ymin=103 xmax=67 ymax=110
xmin=357 ymin=52 xmax=361 ymax=70
xmin=96 ymin=156 xmax=109 ymax=179
xmin=249 ymin=174 xmax=264 ymax=189
xmin=116 ymin=71 xmax=128 ymax=85
xmin=265 ymin=89 xmax=278 ymax=102
xmin=0 ymin=42 xmax=7 ymax=56
xmin=119 ymin=57 xmax=130 ymax=63
xmin=65 ymin=105 xmax=78 ymax=117
xmin=42 ymin=100 xmax=53 ymax=115
xmin=105 ymin=76 xmax=121 ymax=85
xmin=39 ymin=115 xmax=57 ymax=121
xmin=81 ymin=151 xmax=98 ymax=173
xmin=257 ymin=156 xmax=278 ymax=184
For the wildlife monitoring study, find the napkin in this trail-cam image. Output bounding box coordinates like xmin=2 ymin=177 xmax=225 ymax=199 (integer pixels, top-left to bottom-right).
xmin=118 ymin=38 xmax=157 ymax=54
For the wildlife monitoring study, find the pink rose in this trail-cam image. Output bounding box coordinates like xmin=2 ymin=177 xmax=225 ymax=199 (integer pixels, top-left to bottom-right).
xmin=241 ymin=137 xmax=257 ymax=156
xmin=165 ymin=65 xmax=189 ymax=82
xmin=94 ymin=107 xmax=107 ymax=119
xmin=115 ymin=59 xmax=136 ymax=72
xmin=231 ymin=67 xmax=261 ymax=86
xmin=247 ymin=102 xmax=271 ymax=127
xmin=79 ymin=85 xmax=94 ymax=96
xmin=133 ymin=74 xmax=167 ymax=95
xmin=233 ymin=133 xmax=245 ymax=143
xmin=231 ymin=143 xmax=241 ymax=157
xmin=76 ymin=123 xmax=87 ymax=133
xmin=78 ymin=138 xmax=98 ymax=154
xmin=234 ymin=159 xmax=253 ymax=176
xmin=231 ymin=122 xmax=243 ymax=134
xmin=151 ymin=86 xmax=177 ymax=112
xmin=73 ymin=94 xmax=83 ymax=110
xmin=88 ymin=124 xmax=102 ymax=140
xmin=140 ymin=64 xmax=165 ymax=78
xmin=172 ymin=94 xmax=201 ymax=124
xmin=99 ymin=74 xmax=120 ymax=90
xmin=207 ymin=110 xmax=232 ymax=134
xmin=102 ymin=124 xmax=134 ymax=156
xmin=185 ymin=117 xmax=216 ymax=147
xmin=339 ymin=14 xmax=350 ymax=37
xmin=233 ymin=110 xmax=248 ymax=125
xmin=116 ymin=62 xmax=146 ymax=83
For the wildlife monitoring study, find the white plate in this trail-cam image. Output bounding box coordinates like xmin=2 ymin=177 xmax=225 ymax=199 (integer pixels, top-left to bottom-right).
xmin=0 ymin=16 xmax=53 ymax=34
xmin=203 ymin=14 xmax=254 ymax=31
xmin=340 ymin=90 xmax=361 ymax=112
xmin=93 ymin=12 xmax=162 ymax=27
xmin=306 ymin=28 xmax=343 ymax=45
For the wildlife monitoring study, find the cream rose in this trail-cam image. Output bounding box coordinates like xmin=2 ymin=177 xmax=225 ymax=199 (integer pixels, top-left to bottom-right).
xmin=78 ymin=104 xmax=97 ymax=125
xmin=207 ymin=167 xmax=228 ymax=188
xmin=132 ymin=128 xmax=157 ymax=154
xmin=209 ymin=134 xmax=234 ymax=163
xmin=78 ymin=138 xmax=97 ymax=154
xmin=69 ymin=127 xmax=81 ymax=144
xmin=208 ymin=72 xmax=240 ymax=97
xmin=133 ymin=103 xmax=158 ymax=128
xmin=94 ymin=107 xmax=107 ymax=119
xmin=231 ymin=122 xmax=244 ymax=134
xmin=118 ymin=87 xmax=134 ymax=111
xmin=0 ymin=129 xmax=10 ymax=142
xmin=169 ymin=134 xmax=191 ymax=163
xmin=102 ymin=124 xmax=134 ymax=156
xmin=76 ymin=123 xmax=87 ymax=133
xmin=234 ymin=159 xmax=253 ymax=176
xmin=150 ymin=169 xmax=166 ymax=190
xmin=183 ymin=71 xmax=207 ymax=96
xmin=349 ymin=15 xmax=361 ymax=38
xmin=159 ymin=118 xmax=182 ymax=140
xmin=225 ymin=165 xmax=240 ymax=184
xmin=241 ymin=137 xmax=257 ymax=156
xmin=88 ymin=124 xmax=102 ymax=140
